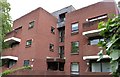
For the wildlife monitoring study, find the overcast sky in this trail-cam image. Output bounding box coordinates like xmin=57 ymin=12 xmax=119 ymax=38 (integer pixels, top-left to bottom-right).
xmin=8 ymin=0 xmax=120 ymax=21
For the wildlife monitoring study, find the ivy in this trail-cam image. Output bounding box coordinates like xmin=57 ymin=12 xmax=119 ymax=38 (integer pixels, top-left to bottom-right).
xmin=1 ymin=66 xmax=32 ymax=76
xmin=98 ymin=15 xmax=120 ymax=77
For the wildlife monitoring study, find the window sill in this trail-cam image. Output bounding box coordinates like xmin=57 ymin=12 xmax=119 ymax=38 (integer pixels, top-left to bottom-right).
xmin=50 ymin=49 xmax=54 ymax=52
xmin=71 ymin=53 xmax=79 ymax=55
xmin=25 ymin=45 xmax=31 ymax=48
xmin=28 ymin=26 xmax=33 ymax=29
xmin=51 ymin=32 xmax=55 ymax=34
xmin=71 ymin=31 xmax=79 ymax=35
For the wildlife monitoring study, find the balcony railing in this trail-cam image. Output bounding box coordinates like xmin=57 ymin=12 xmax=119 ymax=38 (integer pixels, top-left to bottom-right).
xmin=82 ymin=28 xmax=105 ymax=37
xmin=2 ymin=45 xmax=19 ymax=56
xmin=83 ymin=45 xmax=100 ymax=56
xmin=57 ymin=21 xmax=65 ymax=28
xmin=83 ymin=17 xmax=108 ymax=32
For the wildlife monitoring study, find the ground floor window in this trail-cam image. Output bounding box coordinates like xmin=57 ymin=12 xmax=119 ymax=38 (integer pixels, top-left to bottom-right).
xmin=47 ymin=62 xmax=64 ymax=71
xmin=23 ymin=60 xmax=29 ymax=66
xmin=71 ymin=62 xmax=79 ymax=75
xmin=91 ymin=62 xmax=111 ymax=72
xmin=2 ymin=59 xmax=17 ymax=68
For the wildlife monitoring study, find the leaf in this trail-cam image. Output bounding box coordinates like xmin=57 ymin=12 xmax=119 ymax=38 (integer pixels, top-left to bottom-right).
xmin=110 ymin=61 xmax=118 ymax=73
xmin=98 ymin=21 xmax=105 ymax=29
xmin=106 ymin=37 xmax=120 ymax=51
xmin=110 ymin=50 xmax=120 ymax=60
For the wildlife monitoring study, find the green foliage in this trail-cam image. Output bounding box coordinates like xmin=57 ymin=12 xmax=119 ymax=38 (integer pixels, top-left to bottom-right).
xmin=98 ymin=14 xmax=120 ymax=77
xmin=0 ymin=0 xmax=12 ymax=50
xmin=1 ymin=66 xmax=32 ymax=76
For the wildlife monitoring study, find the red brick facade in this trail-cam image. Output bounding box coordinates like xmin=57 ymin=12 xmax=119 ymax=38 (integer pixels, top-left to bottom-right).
xmin=1 ymin=1 xmax=118 ymax=75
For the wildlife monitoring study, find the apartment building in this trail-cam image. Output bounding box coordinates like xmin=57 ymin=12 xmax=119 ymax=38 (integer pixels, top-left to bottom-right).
xmin=1 ymin=0 xmax=119 ymax=75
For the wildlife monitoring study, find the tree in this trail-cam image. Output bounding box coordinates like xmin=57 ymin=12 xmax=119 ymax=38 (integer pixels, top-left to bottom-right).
xmin=0 ymin=0 xmax=12 ymax=50
xmin=98 ymin=14 xmax=120 ymax=77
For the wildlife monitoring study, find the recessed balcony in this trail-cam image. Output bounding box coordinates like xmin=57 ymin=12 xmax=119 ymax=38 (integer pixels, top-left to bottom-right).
xmin=82 ymin=28 xmax=105 ymax=37
xmin=83 ymin=55 xmax=110 ymax=60
xmin=1 ymin=56 xmax=18 ymax=61
xmin=57 ymin=21 xmax=65 ymax=28
xmin=4 ymin=37 xmax=21 ymax=44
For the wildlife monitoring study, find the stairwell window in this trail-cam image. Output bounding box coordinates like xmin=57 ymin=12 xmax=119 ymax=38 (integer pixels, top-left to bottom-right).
xmin=49 ymin=43 xmax=54 ymax=52
xmin=29 ymin=21 xmax=34 ymax=29
xmin=71 ymin=41 xmax=79 ymax=54
xmin=71 ymin=22 xmax=79 ymax=33
xmin=26 ymin=39 xmax=32 ymax=47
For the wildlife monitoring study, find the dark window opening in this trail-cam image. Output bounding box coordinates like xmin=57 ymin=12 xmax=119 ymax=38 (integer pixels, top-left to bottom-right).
xmin=59 ymin=13 xmax=66 ymax=22
xmin=47 ymin=62 xmax=64 ymax=71
xmin=59 ymin=28 xmax=65 ymax=42
xmin=49 ymin=44 xmax=54 ymax=52
xmin=23 ymin=60 xmax=29 ymax=66
xmin=59 ymin=46 xmax=64 ymax=58
xmin=51 ymin=27 xmax=55 ymax=34
xmin=29 ymin=21 xmax=34 ymax=29
xmin=2 ymin=59 xmax=17 ymax=68
xmin=10 ymin=42 xmax=20 ymax=48
xmin=26 ymin=39 xmax=32 ymax=47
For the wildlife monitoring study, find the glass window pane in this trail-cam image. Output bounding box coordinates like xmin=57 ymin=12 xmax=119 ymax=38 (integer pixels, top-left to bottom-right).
xmin=24 ymin=60 xmax=29 ymax=66
xmin=26 ymin=40 xmax=32 ymax=46
xmin=71 ymin=42 xmax=79 ymax=53
xmin=71 ymin=63 xmax=79 ymax=71
xmin=90 ymin=39 xmax=99 ymax=45
xmin=71 ymin=62 xmax=79 ymax=75
xmin=92 ymin=63 xmax=101 ymax=72
xmin=102 ymin=62 xmax=111 ymax=72
xmin=72 ymin=23 xmax=78 ymax=32
xmin=29 ymin=21 xmax=34 ymax=28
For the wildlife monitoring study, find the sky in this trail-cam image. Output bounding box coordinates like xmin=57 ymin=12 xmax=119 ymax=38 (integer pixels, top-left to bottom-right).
xmin=8 ymin=0 xmax=120 ymax=21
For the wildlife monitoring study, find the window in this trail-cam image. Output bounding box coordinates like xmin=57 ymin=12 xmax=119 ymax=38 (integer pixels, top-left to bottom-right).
xmin=8 ymin=60 xmax=17 ymax=68
xmin=51 ymin=27 xmax=55 ymax=34
xmin=26 ymin=39 xmax=32 ymax=47
xmin=71 ymin=23 xmax=78 ymax=33
xmin=29 ymin=21 xmax=34 ymax=29
xmin=71 ymin=62 xmax=79 ymax=75
xmin=59 ymin=46 xmax=64 ymax=58
xmin=59 ymin=13 xmax=66 ymax=22
xmin=23 ymin=60 xmax=29 ymax=66
xmin=47 ymin=62 xmax=64 ymax=71
xmin=59 ymin=30 xmax=65 ymax=42
xmin=91 ymin=62 xmax=111 ymax=72
xmin=49 ymin=44 xmax=54 ymax=52
xmin=71 ymin=41 xmax=79 ymax=54
xmin=89 ymin=38 xmax=104 ymax=45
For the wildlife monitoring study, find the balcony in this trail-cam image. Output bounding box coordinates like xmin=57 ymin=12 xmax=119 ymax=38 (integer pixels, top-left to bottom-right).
xmin=2 ymin=45 xmax=19 ymax=56
xmin=57 ymin=21 xmax=65 ymax=28
xmin=83 ymin=17 xmax=107 ymax=32
xmin=0 ymin=56 xmax=18 ymax=61
xmin=4 ymin=26 xmax=22 ymax=45
xmin=4 ymin=37 xmax=21 ymax=45
xmin=82 ymin=28 xmax=105 ymax=37
xmin=83 ymin=45 xmax=100 ymax=56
